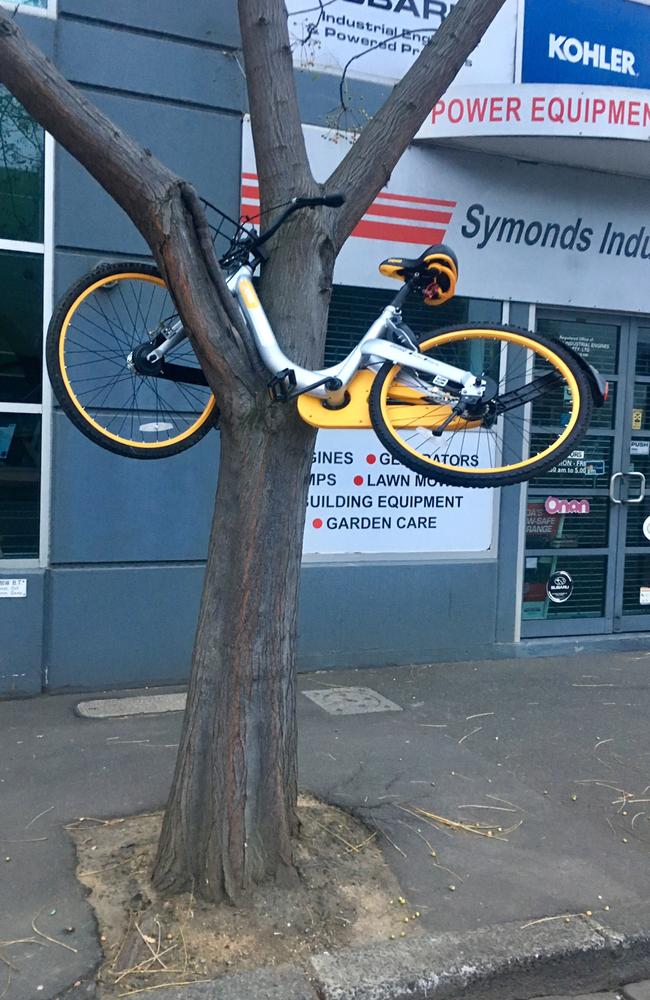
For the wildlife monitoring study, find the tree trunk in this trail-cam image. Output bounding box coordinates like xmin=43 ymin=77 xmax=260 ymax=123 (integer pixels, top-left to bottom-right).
xmin=152 ymin=400 xmax=316 ymax=902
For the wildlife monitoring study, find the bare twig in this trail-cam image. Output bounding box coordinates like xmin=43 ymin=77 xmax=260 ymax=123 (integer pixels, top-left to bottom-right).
xmin=0 ymin=836 xmax=47 ymax=843
xmin=521 ymin=913 xmax=580 ymax=929
xmin=25 ymin=806 xmax=53 ymax=829
xmin=31 ymin=913 xmax=78 ymax=954
xmin=400 ymin=804 xmax=510 ymax=841
xmin=0 ymin=971 xmax=11 ymax=1000
xmin=374 ymin=824 xmax=407 ymax=859
xmin=458 ymin=727 xmax=482 ymax=745
xmin=117 ymin=982 xmax=209 ymax=998
xmin=134 ymin=924 xmax=167 ymax=970
xmin=457 ymin=804 xmax=517 ymax=813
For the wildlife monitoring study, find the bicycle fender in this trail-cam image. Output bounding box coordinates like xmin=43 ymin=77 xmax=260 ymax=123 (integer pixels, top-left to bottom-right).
xmin=558 ymin=337 xmax=608 ymax=408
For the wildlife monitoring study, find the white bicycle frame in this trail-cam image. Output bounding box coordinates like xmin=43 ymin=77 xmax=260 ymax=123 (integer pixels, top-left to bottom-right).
xmin=229 ymin=266 xmax=486 ymax=406
xmin=147 ymin=262 xmax=486 ymax=408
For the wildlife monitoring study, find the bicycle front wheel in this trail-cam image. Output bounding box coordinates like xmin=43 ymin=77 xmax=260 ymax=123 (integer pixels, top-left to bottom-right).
xmin=368 ymin=324 xmax=593 ymax=488
xmin=46 ymin=263 xmax=217 ymax=459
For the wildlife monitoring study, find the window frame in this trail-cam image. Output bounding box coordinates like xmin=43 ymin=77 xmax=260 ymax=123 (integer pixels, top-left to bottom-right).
xmin=0 ymin=129 xmax=53 ymax=568
xmin=0 ymin=0 xmax=56 ymax=18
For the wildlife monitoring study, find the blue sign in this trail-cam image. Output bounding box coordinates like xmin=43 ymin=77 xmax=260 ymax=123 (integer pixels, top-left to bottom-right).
xmin=522 ymin=0 xmax=650 ymax=90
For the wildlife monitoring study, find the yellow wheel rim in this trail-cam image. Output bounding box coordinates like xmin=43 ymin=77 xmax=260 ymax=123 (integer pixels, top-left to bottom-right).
xmin=379 ymin=328 xmax=581 ymax=475
xmin=58 ymin=272 xmax=216 ymax=450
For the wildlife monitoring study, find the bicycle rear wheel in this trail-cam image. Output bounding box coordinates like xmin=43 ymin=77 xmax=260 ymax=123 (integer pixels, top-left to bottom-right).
xmin=46 ymin=263 xmax=217 ymax=459
xmin=368 ymin=324 xmax=593 ymax=488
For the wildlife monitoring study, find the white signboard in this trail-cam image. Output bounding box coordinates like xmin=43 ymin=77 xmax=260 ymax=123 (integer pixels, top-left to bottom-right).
xmin=0 ymin=578 xmax=27 ymax=598
xmin=303 ymin=430 xmax=494 ymax=555
xmin=416 ymin=84 xmax=650 ymax=142
xmin=244 ymin=113 xmax=650 ymax=321
xmin=286 ymin=0 xmax=518 ymax=86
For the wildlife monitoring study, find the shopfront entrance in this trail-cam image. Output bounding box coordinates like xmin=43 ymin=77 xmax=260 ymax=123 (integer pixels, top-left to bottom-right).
xmin=522 ymin=310 xmax=650 ymax=636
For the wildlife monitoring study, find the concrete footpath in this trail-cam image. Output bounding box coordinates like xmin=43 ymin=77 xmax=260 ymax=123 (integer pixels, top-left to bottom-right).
xmin=3 ymin=652 xmax=650 ymax=999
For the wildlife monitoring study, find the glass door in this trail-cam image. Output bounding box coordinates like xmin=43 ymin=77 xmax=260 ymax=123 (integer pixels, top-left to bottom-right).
xmin=521 ymin=312 xmax=624 ymax=636
xmin=614 ymin=324 xmax=650 ymax=630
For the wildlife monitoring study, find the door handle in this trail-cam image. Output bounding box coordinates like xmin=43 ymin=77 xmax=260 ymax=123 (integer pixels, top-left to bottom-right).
xmin=627 ymin=471 xmax=646 ymax=504
xmin=610 ymin=472 xmax=624 ymax=504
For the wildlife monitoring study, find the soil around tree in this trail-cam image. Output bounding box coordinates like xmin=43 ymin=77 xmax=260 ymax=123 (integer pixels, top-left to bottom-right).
xmin=69 ymin=794 xmax=420 ymax=998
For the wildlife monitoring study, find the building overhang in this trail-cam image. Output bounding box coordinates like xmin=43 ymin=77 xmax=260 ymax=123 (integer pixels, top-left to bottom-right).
xmin=415 ymin=85 xmax=650 ymax=180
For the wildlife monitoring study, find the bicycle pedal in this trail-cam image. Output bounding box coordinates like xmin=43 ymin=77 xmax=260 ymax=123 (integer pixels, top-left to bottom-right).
xmin=268 ymin=368 xmax=297 ymax=403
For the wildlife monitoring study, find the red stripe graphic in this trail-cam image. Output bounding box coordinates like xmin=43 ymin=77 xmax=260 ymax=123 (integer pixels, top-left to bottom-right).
xmin=376 ymin=191 xmax=457 ymax=208
xmin=352 ymin=220 xmax=447 ymax=245
xmin=364 ymin=203 xmax=452 ymax=225
xmin=240 ymin=174 xmax=454 ymax=244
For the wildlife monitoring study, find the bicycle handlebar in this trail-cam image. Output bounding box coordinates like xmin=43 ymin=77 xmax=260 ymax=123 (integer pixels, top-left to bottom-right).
xmin=255 ymin=192 xmax=346 ymax=248
xmin=294 ymin=193 xmax=346 ymax=208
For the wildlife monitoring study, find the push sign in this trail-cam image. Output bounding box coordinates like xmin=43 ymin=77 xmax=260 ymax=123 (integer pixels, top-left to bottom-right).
xmin=522 ymin=0 xmax=650 ymax=90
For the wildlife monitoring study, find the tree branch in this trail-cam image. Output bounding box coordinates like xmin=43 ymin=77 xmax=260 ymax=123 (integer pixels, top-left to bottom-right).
xmin=0 ymin=8 xmax=178 ymax=238
xmin=0 ymin=7 xmax=263 ymax=402
xmin=238 ymin=0 xmax=317 ymax=216
xmin=326 ymin=0 xmax=508 ymax=251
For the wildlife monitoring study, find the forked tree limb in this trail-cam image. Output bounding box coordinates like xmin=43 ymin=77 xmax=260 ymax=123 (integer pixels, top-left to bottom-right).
xmin=238 ymin=0 xmax=317 ymax=220
xmin=327 ymin=0 xmax=509 ymax=250
xmin=0 ymin=10 xmax=177 ymax=238
xmin=0 ymin=7 xmax=262 ymax=400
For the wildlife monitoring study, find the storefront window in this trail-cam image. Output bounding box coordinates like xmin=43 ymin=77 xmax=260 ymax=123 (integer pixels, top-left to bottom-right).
xmin=1 ymin=1 xmax=48 ymax=10
xmin=0 ymin=413 xmax=40 ymax=558
xmin=325 ymin=286 xmax=501 ymax=365
xmin=0 ymin=250 xmax=44 ymax=403
xmin=523 ymin=555 xmax=607 ymax=620
xmin=0 ymin=95 xmax=44 ymax=563
xmin=0 ymin=89 xmax=44 ymax=242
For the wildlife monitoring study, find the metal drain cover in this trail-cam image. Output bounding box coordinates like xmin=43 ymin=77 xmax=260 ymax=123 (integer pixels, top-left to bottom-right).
xmin=302 ymin=686 xmax=402 ymax=715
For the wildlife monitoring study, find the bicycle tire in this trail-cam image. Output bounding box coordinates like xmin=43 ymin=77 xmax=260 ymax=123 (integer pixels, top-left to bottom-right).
xmin=368 ymin=324 xmax=593 ymax=488
xmin=46 ymin=263 xmax=217 ymax=459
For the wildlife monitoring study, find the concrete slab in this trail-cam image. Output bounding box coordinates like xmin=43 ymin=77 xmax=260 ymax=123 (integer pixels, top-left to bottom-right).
xmin=309 ymin=916 xmax=627 ymax=1000
xmin=76 ymin=692 xmax=187 ymax=718
xmin=301 ymin=686 xmax=402 ymax=715
xmin=135 ymin=964 xmax=319 ymax=999
xmin=623 ymin=983 xmax=650 ymax=1000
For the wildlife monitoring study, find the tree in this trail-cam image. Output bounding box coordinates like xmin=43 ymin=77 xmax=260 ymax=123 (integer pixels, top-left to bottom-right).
xmin=0 ymin=0 xmax=507 ymax=903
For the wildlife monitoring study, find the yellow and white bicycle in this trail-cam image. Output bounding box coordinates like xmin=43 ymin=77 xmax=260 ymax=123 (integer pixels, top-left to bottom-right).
xmin=46 ymin=194 xmax=606 ymax=488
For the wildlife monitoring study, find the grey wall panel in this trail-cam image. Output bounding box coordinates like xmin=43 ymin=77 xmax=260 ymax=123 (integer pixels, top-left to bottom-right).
xmin=15 ymin=9 xmax=55 ymax=57
xmin=45 ymin=559 xmax=498 ymax=691
xmin=55 ymin=95 xmax=241 ymax=254
xmin=59 ymin=0 xmax=240 ymax=50
xmin=47 ymin=565 xmax=203 ymax=689
xmin=297 ymin=560 xmax=498 ymax=669
xmin=53 ymin=252 xmax=153 ymax=305
xmin=58 ymin=20 xmax=244 ymax=112
xmin=295 ymin=70 xmax=392 ymax=128
xmin=0 ymin=571 xmax=44 ymax=697
xmin=50 ymin=411 xmax=218 ymax=564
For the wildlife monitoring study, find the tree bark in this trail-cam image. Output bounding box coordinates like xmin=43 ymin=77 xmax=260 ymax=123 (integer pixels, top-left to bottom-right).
xmin=153 ymin=403 xmax=315 ymax=901
xmin=0 ymin=0 xmax=510 ymax=904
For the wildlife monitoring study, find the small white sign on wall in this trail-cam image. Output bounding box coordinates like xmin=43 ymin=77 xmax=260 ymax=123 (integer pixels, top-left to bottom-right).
xmin=0 ymin=578 xmax=27 ymax=598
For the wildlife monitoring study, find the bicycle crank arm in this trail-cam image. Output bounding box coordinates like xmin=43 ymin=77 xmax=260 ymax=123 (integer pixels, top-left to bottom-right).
xmin=130 ymin=346 xmax=209 ymax=386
